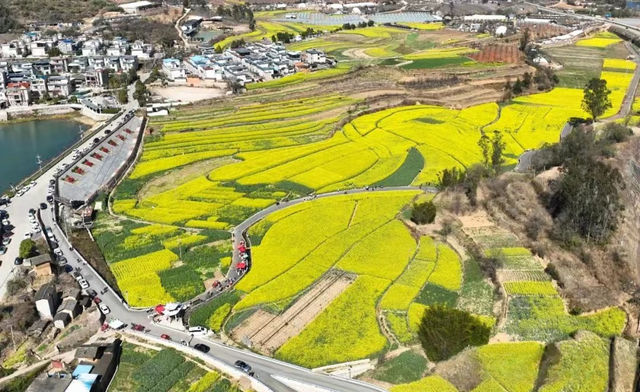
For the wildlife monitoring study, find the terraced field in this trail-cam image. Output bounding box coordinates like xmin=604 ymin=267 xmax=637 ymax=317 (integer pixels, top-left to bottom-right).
xmin=104 ymin=48 xmax=636 ymax=307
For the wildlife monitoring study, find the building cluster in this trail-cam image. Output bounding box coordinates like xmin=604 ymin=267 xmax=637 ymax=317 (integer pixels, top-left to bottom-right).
xmin=26 ymin=339 xmax=122 ymax=392
xmin=0 ymin=31 xmax=154 ymax=108
xmin=165 ymin=41 xmax=334 ymax=85
xmin=33 ymin=281 xmax=94 ymax=331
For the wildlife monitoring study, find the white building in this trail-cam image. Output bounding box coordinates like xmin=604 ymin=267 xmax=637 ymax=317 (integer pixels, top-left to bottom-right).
xmin=162 ymin=58 xmax=187 ymax=81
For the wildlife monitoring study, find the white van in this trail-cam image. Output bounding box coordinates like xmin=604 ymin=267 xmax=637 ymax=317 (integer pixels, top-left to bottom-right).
xmin=188 ymin=326 xmax=210 ymax=336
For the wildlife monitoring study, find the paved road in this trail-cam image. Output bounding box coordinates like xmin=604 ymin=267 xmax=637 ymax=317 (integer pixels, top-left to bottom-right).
xmin=4 ymin=163 xmax=425 ymax=391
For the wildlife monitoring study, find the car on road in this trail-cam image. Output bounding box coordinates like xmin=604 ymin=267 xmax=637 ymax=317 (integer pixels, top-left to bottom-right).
xmin=93 ymin=297 xmax=102 ymax=304
xmin=50 ymin=241 xmax=59 ymax=249
xmin=39 ymin=203 xmax=47 ymax=210
xmin=99 ymin=304 xmax=110 ymax=314
xmin=45 ymin=227 xmax=54 ymax=238
xmin=234 ymin=360 xmax=252 ymax=374
xmin=78 ymin=279 xmax=89 ymax=289
xmin=1 ymin=219 xmax=9 ymax=226
xmin=14 ymin=257 xmax=23 ymax=265
xmin=131 ymin=324 xmax=145 ymax=331
xmin=0 ymin=246 xmax=6 ymax=255
xmin=160 ymin=334 xmax=171 ymax=340
xmin=46 ymin=195 xmax=54 ymax=203
xmin=28 ymin=208 xmax=36 ymax=215
xmin=64 ymin=265 xmax=73 ymax=273
xmin=56 ymin=256 xmax=67 ymax=265
xmin=54 ymin=248 xmax=63 ymax=257
xmin=87 ymin=289 xmax=97 ymax=297
xmin=193 ymin=344 xmax=210 ymax=353
xmin=188 ymin=326 xmax=210 ymax=336
xmin=2 ymin=238 xmax=10 ymax=246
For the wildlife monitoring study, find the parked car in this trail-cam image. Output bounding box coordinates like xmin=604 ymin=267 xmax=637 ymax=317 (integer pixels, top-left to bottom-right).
xmin=160 ymin=334 xmax=171 ymax=340
xmin=28 ymin=208 xmax=36 ymax=215
xmin=188 ymin=326 xmax=210 ymax=336
xmin=99 ymin=304 xmax=110 ymax=314
xmin=78 ymin=279 xmax=89 ymax=289
xmin=93 ymin=297 xmax=102 ymax=304
xmin=39 ymin=203 xmax=47 ymax=210
xmin=234 ymin=360 xmax=252 ymax=374
xmin=2 ymin=238 xmax=10 ymax=246
xmin=0 ymin=246 xmax=6 ymax=255
xmin=131 ymin=324 xmax=145 ymax=331
xmin=14 ymin=257 xmax=23 ymax=265
xmin=87 ymin=289 xmax=97 ymax=297
xmin=193 ymin=344 xmax=210 ymax=353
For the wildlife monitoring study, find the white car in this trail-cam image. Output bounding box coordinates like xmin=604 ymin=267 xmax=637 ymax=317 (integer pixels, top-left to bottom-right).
xmin=99 ymin=304 xmax=110 ymax=314
xmin=1 ymin=219 xmax=9 ymax=226
xmin=54 ymin=248 xmax=63 ymax=257
xmin=74 ymin=274 xmax=84 ymax=282
xmin=29 ymin=181 xmax=36 ymax=187
xmin=188 ymin=326 xmax=210 ymax=336
xmin=78 ymin=279 xmax=89 ymax=289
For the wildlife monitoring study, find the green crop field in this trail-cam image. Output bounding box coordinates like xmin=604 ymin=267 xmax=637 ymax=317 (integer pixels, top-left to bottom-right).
xmin=110 ymin=343 xmax=244 ymax=392
xmin=105 ymin=56 xmax=635 ymax=307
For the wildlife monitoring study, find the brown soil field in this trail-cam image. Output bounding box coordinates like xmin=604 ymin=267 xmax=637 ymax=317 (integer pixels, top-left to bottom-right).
xmin=230 ymin=270 xmax=355 ymax=354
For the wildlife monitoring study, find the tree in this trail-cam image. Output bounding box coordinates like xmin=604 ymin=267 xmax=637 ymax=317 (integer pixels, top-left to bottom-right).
xmin=411 ymin=201 xmax=437 ymax=224
xmin=490 ymin=131 xmax=506 ymax=171
xmin=522 ymin=72 xmax=532 ymax=88
xmin=117 ymin=88 xmax=128 ymax=104
xmin=133 ymin=81 xmax=148 ymax=107
xmin=512 ymin=78 xmax=523 ymax=94
xmin=6 ymin=278 xmax=27 ymax=296
xmin=215 ymin=45 xmax=223 ymax=54
xmin=438 ymin=167 xmax=465 ymax=188
xmin=18 ymin=239 xmax=36 ymax=259
xmin=367 ymin=20 xmax=375 ymax=27
xmin=582 ymin=78 xmax=612 ymax=121
xmin=550 ymin=155 xmax=624 ymax=245
xmin=418 ymin=306 xmax=491 ymax=361
xmin=478 ymin=133 xmax=491 ymax=165
xmin=47 ymin=47 xmax=62 ymax=57
xmin=519 ymin=28 xmax=530 ymax=51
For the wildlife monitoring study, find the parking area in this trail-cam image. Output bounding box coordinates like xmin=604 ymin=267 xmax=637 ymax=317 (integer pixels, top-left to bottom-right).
xmin=58 ymin=113 xmax=142 ymax=206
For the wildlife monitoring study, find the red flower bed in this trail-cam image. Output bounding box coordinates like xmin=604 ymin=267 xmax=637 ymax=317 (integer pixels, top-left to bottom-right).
xmin=82 ymin=160 xmax=94 ymax=167
xmin=100 ymin=147 xmax=109 ymax=153
xmin=124 ymin=128 xmax=133 ymax=134
xmin=117 ymin=135 xmax=126 ymax=140
xmin=108 ymin=140 xmax=117 ymax=146
xmin=72 ymin=167 xmax=85 ymax=175
xmin=64 ymin=176 xmax=76 ymax=183
xmin=91 ymin=153 xmax=103 ymax=160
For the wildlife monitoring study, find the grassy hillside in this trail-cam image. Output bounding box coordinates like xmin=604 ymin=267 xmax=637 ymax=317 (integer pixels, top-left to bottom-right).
xmin=6 ymin=0 xmax=120 ymax=23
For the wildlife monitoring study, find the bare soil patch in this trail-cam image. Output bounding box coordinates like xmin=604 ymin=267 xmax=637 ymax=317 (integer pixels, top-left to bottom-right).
xmin=151 ymin=86 xmax=227 ymax=103
xmin=230 ymin=270 xmax=355 ymax=354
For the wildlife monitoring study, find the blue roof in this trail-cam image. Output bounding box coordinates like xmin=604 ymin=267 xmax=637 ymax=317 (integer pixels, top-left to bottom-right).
xmin=190 ymin=55 xmax=207 ymax=64
xmin=67 ymin=374 xmax=98 ymax=392
xmin=71 ymin=364 xmax=93 ymax=377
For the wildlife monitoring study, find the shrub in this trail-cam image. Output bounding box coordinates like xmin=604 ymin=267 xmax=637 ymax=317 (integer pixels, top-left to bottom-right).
xmin=417 ymin=305 xmax=491 ymax=361
xmin=411 ymin=201 xmax=436 ymax=224
xmin=18 ymin=239 xmax=36 ymax=259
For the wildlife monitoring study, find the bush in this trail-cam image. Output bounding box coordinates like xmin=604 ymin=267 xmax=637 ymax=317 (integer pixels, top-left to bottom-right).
xmin=417 ymin=305 xmax=491 ymax=361
xmin=411 ymin=201 xmax=436 ymax=224
xmin=18 ymin=239 xmax=36 ymax=259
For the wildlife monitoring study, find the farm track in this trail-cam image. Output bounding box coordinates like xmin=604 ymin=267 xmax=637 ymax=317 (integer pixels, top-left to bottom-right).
xmin=242 ymin=271 xmax=355 ymax=354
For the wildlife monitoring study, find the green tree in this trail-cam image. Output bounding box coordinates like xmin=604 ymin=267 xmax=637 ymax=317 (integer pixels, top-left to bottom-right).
xmin=18 ymin=239 xmax=36 ymax=259
xmin=418 ymin=306 xmax=491 ymax=361
xmin=477 ymin=133 xmax=491 ymax=165
xmin=411 ymin=201 xmax=437 ymax=224
xmin=582 ymin=78 xmax=612 ymax=121
xmin=490 ymin=130 xmax=506 ymax=171
xmin=550 ymin=155 xmax=624 ymax=244
xmin=133 ymin=80 xmax=148 ymax=106
xmin=214 ymin=45 xmax=223 ymax=53
xmin=47 ymin=47 xmax=62 ymax=57
xmin=117 ymin=88 xmax=128 ymax=104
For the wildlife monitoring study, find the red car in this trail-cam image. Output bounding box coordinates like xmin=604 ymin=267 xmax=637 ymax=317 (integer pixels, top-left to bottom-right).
xmin=160 ymin=334 xmax=171 ymax=340
xmin=131 ymin=324 xmax=145 ymax=331
xmin=93 ymin=297 xmax=102 ymax=304
xmin=100 ymin=322 xmax=109 ymax=332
